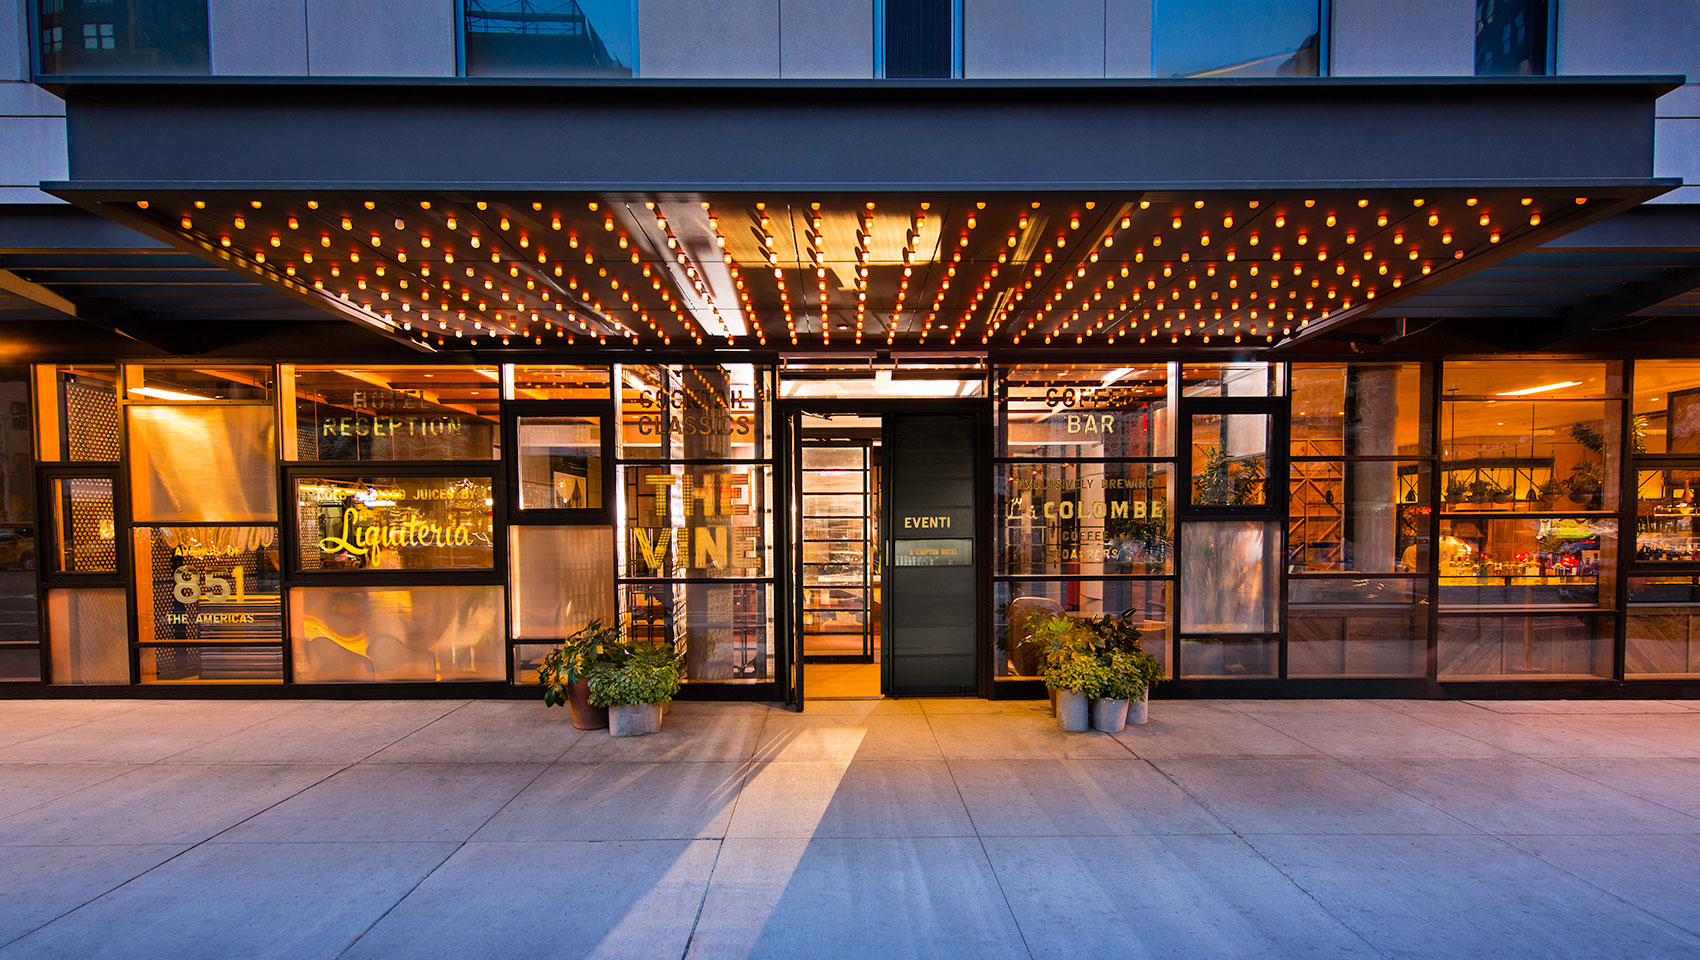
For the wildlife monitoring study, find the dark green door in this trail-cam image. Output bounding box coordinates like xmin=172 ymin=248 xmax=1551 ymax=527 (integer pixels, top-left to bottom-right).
xmin=883 ymin=413 xmax=979 ymax=695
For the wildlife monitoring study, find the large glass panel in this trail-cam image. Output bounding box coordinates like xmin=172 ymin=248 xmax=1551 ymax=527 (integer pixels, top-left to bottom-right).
xmin=1191 ymin=413 xmax=1269 ymax=506
xmin=1438 ymin=517 xmax=1615 ymax=607
xmin=1180 ymin=638 xmax=1277 ymax=678
xmin=283 ymin=366 xmax=500 ymax=461
xmin=1289 ymin=461 xmax=1430 ymax=573
xmin=48 ymin=477 xmax=116 ymax=573
xmin=463 ymin=0 xmax=634 ymax=78
xmin=1445 ymin=361 xmax=1618 ymax=398
xmin=295 ymin=476 xmax=495 ymax=572
xmin=510 ymin=525 xmax=614 ymax=639
xmin=1635 ymin=467 xmax=1700 ymax=562
xmin=36 ymin=0 xmax=210 ymax=75
xmin=616 ymin=364 xmax=771 ymax=462
xmin=1181 ymin=362 xmax=1283 ymax=397
xmin=1440 ymin=399 xmax=1621 ymax=512
xmin=0 ymin=544 xmax=39 ymax=636
xmin=997 ymin=363 xmax=1172 ymax=458
xmin=1626 ymin=575 xmax=1700 ymax=678
xmin=620 ymin=465 xmax=772 ymax=579
xmin=289 ymin=585 xmax=505 ymax=682
xmin=1438 ymin=613 xmax=1613 ymax=679
xmin=996 ymin=462 xmax=1171 ymax=576
xmin=1475 ymin=0 xmax=1549 ymax=76
xmin=1152 ymin=0 xmax=1321 ymax=78
xmin=0 ymin=367 xmax=35 ymax=522
xmin=35 ymin=365 xmax=119 ymax=461
xmin=507 ymin=365 xmax=611 ymax=400
xmin=0 ymin=647 xmax=40 ymax=682
xmin=884 ymin=0 xmax=954 ymax=78
xmin=1290 ymin=362 xmax=1428 ymax=457
xmin=1289 ymin=579 xmax=1428 ymax=677
xmin=516 ymin=415 xmax=603 ymax=510
xmin=140 ymin=646 xmax=283 ymax=683
xmin=623 ymin=581 xmax=774 ymax=682
xmin=47 ymin=588 xmax=127 ymax=684
xmin=994 ymin=579 xmax=1170 ymax=678
xmin=132 ymin=526 xmax=281 ymax=644
xmin=124 ymin=365 xmax=272 ymax=402
xmin=1634 ymin=360 xmax=1700 ymax=455
xmin=128 ymin=405 xmax=277 ymax=523
xmin=1180 ymin=520 xmax=1280 ymax=632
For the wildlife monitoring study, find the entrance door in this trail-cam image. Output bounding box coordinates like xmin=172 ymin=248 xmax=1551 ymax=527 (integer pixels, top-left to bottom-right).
xmin=884 ymin=413 xmax=980 ymax=695
xmin=796 ymin=414 xmax=882 ymax=698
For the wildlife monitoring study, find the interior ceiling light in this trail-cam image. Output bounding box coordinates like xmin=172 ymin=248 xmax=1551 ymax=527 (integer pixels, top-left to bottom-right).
xmin=1497 ymin=381 xmax=1583 ymax=396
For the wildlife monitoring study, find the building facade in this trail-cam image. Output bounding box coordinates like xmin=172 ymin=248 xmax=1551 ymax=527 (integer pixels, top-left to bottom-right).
xmin=1 ymin=1 xmax=1698 ymax=702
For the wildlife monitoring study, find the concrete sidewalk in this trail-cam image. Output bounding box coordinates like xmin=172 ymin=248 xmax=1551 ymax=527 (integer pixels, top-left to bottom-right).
xmin=2 ymin=697 xmax=1699 ymax=959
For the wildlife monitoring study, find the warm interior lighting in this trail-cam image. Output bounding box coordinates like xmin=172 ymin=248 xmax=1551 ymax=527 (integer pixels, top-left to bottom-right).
xmin=1496 ymin=381 xmax=1583 ymax=396
xmin=131 ymin=385 xmax=209 ymax=402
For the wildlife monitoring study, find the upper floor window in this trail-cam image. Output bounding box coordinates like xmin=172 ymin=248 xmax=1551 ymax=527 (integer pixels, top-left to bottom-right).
xmin=1475 ymin=0 xmax=1551 ymax=75
xmin=462 ymin=0 xmax=635 ymax=77
xmin=878 ymin=0 xmax=961 ymax=79
xmin=34 ymin=0 xmax=208 ymax=76
xmin=1152 ymin=0 xmax=1325 ymax=78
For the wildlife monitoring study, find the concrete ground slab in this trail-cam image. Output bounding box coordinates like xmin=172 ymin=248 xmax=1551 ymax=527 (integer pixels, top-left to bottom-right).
xmin=1152 ymin=757 xmax=1479 ymax=835
xmin=1113 ymin=701 xmax=1322 ymax=758
xmin=218 ymin=762 xmax=545 ymax=843
xmin=475 ymin=761 xmax=745 ymax=841
xmin=927 ymin=714 xmax=1134 ymax=760
xmin=950 ymin=758 xmax=1228 ymax=836
xmin=364 ymin=700 xmax=586 ymax=763
xmin=1227 ymin=701 xmax=1514 ymax=759
xmin=161 ymin=700 xmax=466 ymax=764
xmin=560 ymin=708 xmax=766 ymax=763
xmin=0 ymin=844 xmax=187 ymax=945
xmin=727 ymin=760 xmax=973 ymax=839
xmin=1501 ymin=833 xmax=1700 ymax=935
xmin=0 ymin=763 xmax=138 ymax=819
xmin=752 ymin=714 xmax=942 ymax=762
xmin=1546 ymin=757 xmax=1700 ymax=818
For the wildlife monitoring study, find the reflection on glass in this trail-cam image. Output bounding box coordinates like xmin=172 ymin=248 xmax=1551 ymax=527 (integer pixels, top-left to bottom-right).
xmin=1290 ymin=362 xmax=1428 ymax=457
xmin=1191 ymin=413 xmax=1269 ymax=506
xmin=128 ymin=405 xmax=278 ymax=523
xmin=996 ymin=462 xmax=1170 ymax=576
xmin=124 ymin=365 xmax=271 ymax=402
xmin=1634 ymin=360 xmax=1700 ymax=455
xmin=1181 ymin=362 xmax=1281 ymax=397
xmin=1626 ymin=574 xmax=1700 ymax=678
xmin=35 ymin=365 xmax=118 ymax=461
xmin=48 ymin=588 xmax=128 ymax=685
xmin=516 ymin=416 xmax=603 ymax=510
xmin=1289 ymin=580 xmax=1428 ymax=678
xmin=617 ymin=364 xmax=771 ymax=461
xmin=0 ymin=367 xmax=34 ymax=522
xmin=290 ymin=585 xmax=505 ymax=682
xmin=463 ymin=0 xmax=634 ymax=77
xmin=1440 ymin=399 xmax=1621 ymax=512
xmin=49 ymin=477 xmax=115 ymax=573
xmin=283 ymin=366 xmax=500 ymax=461
xmin=296 ymin=476 xmax=494 ymax=572
xmin=133 ymin=526 xmax=281 ymax=645
xmin=1288 ymin=461 xmax=1429 ymax=573
xmin=997 ymin=363 xmax=1172 ymax=457
xmin=1445 ymin=360 xmax=1617 ymax=398
xmin=1438 ymin=517 xmax=1615 ymax=607
xmin=994 ymin=579 xmax=1169 ymax=678
xmin=621 ymin=465 xmax=772 ymax=579
xmin=1180 ymin=638 xmax=1276 ymax=678
xmin=624 ymin=581 xmax=774 ymax=682
xmin=510 ymin=526 xmax=614 ymax=640
xmin=140 ymin=646 xmax=283 ymax=683
xmin=1179 ymin=520 xmax=1279 ymax=632
xmin=36 ymin=0 xmax=210 ymax=75
xmin=1636 ymin=467 xmax=1700 ymax=562
xmin=506 ymin=365 xmax=611 ymax=400
xmin=1152 ymin=0 xmax=1320 ymax=77
xmin=1438 ymin=614 xmax=1612 ymax=679
xmin=0 ymin=648 xmax=39 ymax=682
xmin=1475 ymin=0 xmax=1549 ymax=75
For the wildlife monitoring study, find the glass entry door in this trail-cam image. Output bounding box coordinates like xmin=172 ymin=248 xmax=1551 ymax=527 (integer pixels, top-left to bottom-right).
xmin=794 ymin=414 xmax=883 ymax=698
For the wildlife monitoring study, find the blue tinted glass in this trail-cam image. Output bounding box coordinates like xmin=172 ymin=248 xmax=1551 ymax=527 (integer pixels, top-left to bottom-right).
xmin=1152 ymin=0 xmax=1320 ymax=78
xmin=1475 ymin=0 xmax=1548 ymax=75
xmin=36 ymin=0 xmax=209 ymax=75
xmin=465 ymin=0 xmax=634 ymax=77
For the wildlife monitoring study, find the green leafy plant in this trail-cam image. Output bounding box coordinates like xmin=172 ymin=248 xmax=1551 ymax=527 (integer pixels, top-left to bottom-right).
xmin=538 ymin=618 xmax=621 ymax=709
xmin=586 ymin=640 xmax=682 ymax=706
xmin=1097 ymin=648 xmax=1165 ymax=701
xmin=1444 ymin=474 xmax=1470 ymax=504
xmin=1193 ymin=445 xmax=1265 ymax=506
xmin=1042 ymin=650 xmax=1111 ymax=695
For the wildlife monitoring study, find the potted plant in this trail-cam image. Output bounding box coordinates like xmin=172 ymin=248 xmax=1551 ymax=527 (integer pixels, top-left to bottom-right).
xmin=1093 ymin=648 xmax=1166 ymax=731
xmin=537 ymin=618 xmax=618 ymax=730
xmin=1532 ymin=476 xmax=1562 ymax=511
xmin=1444 ymin=475 xmax=1470 ymax=507
xmin=1043 ymin=650 xmax=1105 ymax=733
xmin=586 ymin=639 xmax=682 ymax=737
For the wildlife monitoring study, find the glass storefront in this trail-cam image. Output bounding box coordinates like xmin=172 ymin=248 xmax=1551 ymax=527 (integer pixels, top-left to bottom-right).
xmin=8 ymin=357 xmax=1697 ymax=693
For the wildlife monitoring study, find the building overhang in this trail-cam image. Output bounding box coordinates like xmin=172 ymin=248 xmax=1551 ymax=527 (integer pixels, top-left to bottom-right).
xmin=22 ymin=77 xmax=1686 ymax=360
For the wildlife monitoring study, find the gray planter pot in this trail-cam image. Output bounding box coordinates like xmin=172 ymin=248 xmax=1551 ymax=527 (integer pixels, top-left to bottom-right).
xmin=1091 ymin=697 xmax=1130 ymax=733
xmin=1128 ymin=694 xmax=1149 ymax=725
xmin=608 ymin=702 xmax=663 ymax=737
xmin=1054 ymin=690 xmax=1090 ymax=732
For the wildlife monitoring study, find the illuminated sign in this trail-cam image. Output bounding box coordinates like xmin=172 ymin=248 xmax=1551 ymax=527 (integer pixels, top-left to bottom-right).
xmin=629 ymin=468 xmax=763 ymax=574
xmin=300 ymin=477 xmax=494 ymax=571
xmin=628 ymin=386 xmax=757 ymax=438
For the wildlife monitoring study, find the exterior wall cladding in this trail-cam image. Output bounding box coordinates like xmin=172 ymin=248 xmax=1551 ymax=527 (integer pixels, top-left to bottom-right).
xmin=3 ymin=0 xmax=1700 ymax=700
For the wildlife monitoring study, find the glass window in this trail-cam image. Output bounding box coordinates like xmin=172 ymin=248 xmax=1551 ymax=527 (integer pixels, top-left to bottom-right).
xmin=995 ymin=579 xmax=1170 ymax=679
xmin=1181 ymin=362 xmax=1283 ymax=398
xmin=1290 ymin=362 xmax=1428 ymax=457
xmin=1289 ymin=578 xmax=1428 ymax=677
xmin=1190 ymin=413 xmax=1270 ymax=507
xmin=1438 ymin=517 xmax=1616 ymax=608
xmin=132 ymin=526 xmax=281 ymax=645
xmin=1439 ymin=613 xmax=1611 ymax=679
xmin=1635 ymin=467 xmax=1700 ymax=562
xmin=0 ymin=367 xmax=35 ymax=523
xmin=1475 ymin=0 xmax=1549 ymax=76
xmin=282 ymin=366 xmax=500 ymax=461
xmin=140 ymin=646 xmax=282 ymax=683
xmin=47 ymin=587 xmax=128 ymax=684
xmin=127 ymin=405 xmax=278 ymax=523
xmin=997 ymin=363 xmax=1172 ymax=458
xmin=507 ymin=365 xmax=611 ymax=400
xmin=123 ymin=365 xmax=272 ymax=403
xmin=510 ymin=525 xmax=614 ymax=640
xmin=1440 ymin=399 xmax=1622 ymax=512
xmin=463 ymin=0 xmax=634 ymax=78
xmin=996 ymin=461 xmax=1171 ymax=576
xmin=1444 ymin=360 xmax=1618 ymax=399
xmin=516 ymin=415 xmax=603 ymax=510
xmin=1633 ymin=360 xmax=1700 ymax=455
xmin=1626 ymin=575 xmax=1700 ymax=678
xmin=36 ymin=0 xmax=210 ymax=75
xmin=1180 ymin=637 xmax=1277 ymax=678
xmin=35 ymin=365 xmax=118 ymax=462
xmin=1152 ymin=0 xmax=1321 ymax=78
xmin=295 ymin=476 xmax=495 ymax=573
xmin=620 ymin=465 xmax=772 ymax=579
xmin=1289 ymin=461 xmax=1430 ymax=573
xmin=617 ymin=364 xmax=771 ymax=462
xmin=882 ymin=0 xmax=957 ymax=79
xmin=1180 ymin=520 xmax=1280 ymax=633
xmin=289 ymin=585 xmax=505 ymax=682
xmin=47 ymin=477 xmax=116 ymax=574
xmin=623 ymin=581 xmax=774 ymax=682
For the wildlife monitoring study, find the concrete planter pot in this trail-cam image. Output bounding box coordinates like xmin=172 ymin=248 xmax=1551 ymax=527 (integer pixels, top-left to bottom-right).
xmin=1091 ymin=697 xmax=1130 ymax=733
xmin=608 ymin=702 xmax=664 ymax=737
xmin=1054 ymin=690 xmax=1090 ymax=732
xmin=1128 ymin=693 xmax=1149 ymax=725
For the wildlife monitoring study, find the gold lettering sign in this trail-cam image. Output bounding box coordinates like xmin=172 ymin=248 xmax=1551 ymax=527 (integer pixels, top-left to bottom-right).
xmin=319 ymin=505 xmax=477 ymax=566
xmin=630 ymin=469 xmax=762 ymax=574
